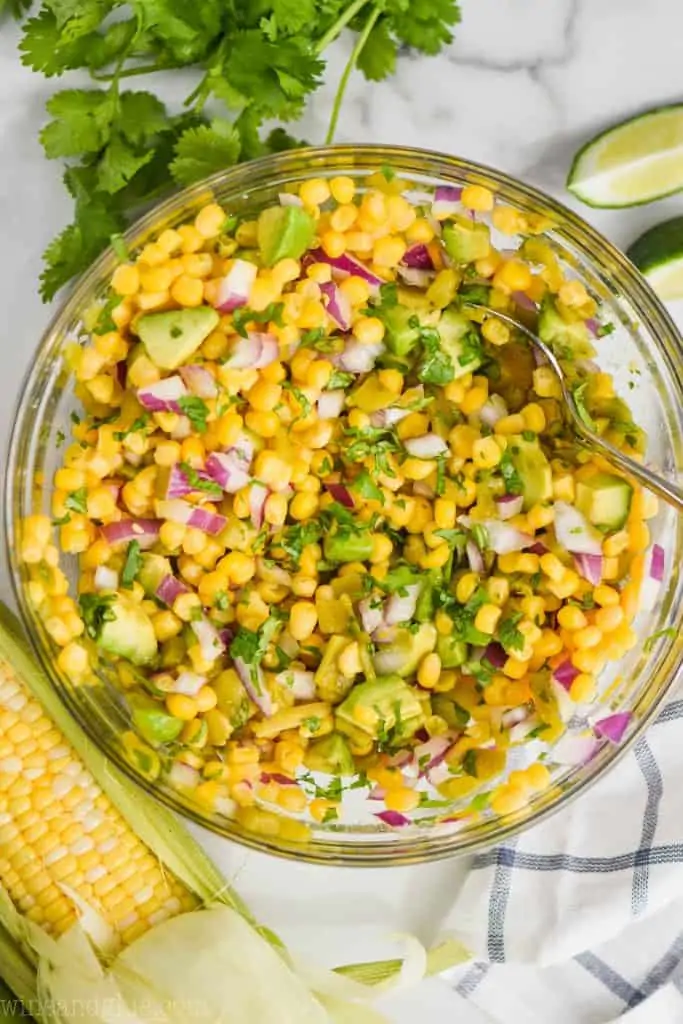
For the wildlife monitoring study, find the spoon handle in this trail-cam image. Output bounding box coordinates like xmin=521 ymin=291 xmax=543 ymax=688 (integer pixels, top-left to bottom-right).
xmin=465 ymin=304 xmax=683 ymax=515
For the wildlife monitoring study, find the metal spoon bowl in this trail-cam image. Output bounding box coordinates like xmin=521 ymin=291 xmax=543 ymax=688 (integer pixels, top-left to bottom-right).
xmin=466 ymin=304 xmax=683 ymax=515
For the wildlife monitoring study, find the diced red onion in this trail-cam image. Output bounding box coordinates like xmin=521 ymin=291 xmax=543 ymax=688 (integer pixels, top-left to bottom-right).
xmin=115 ymin=361 xmax=127 ymax=389
xmin=414 ymin=736 xmax=452 ymax=777
xmin=397 ymin=266 xmax=434 ymax=288
xmin=594 ymin=712 xmax=632 ymax=743
xmin=168 ymin=762 xmax=201 ymax=790
xmin=275 ymin=669 xmax=316 ymax=701
xmin=324 ymin=483 xmax=354 ymax=508
xmin=373 ymin=810 xmax=410 ymax=828
xmin=466 ymin=540 xmax=485 ymax=573
xmin=204 ymin=451 xmax=250 ymax=494
xmin=156 ymin=575 xmax=189 ymax=606
xmin=249 ymin=483 xmax=269 ymax=529
xmin=215 ymin=259 xmax=258 ymax=313
xmin=412 ymin=481 xmax=435 ymax=498
xmin=553 ymin=660 xmax=580 ymax=690
xmin=309 ymin=248 xmax=382 ymax=290
xmin=261 ymin=772 xmax=299 ymax=787
xmin=384 ymin=584 xmax=420 ymax=626
xmin=358 ymin=598 xmax=384 ymax=636
xmin=496 ymin=494 xmax=524 ymax=520
xmin=371 ymin=406 xmax=411 ymax=428
xmin=234 ymin=656 xmax=273 ymax=717
xmin=585 ymin=318 xmax=599 ymax=336
xmin=226 ymin=332 xmax=278 ymax=370
xmin=501 ymin=707 xmax=530 ymax=729
xmin=512 ymin=291 xmax=537 ymax=312
xmin=402 ymin=244 xmax=434 ymax=270
xmin=552 ymin=732 xmax=598 ymax=766
xmin=320 ymin=281 xmax=352 ymax=331
xmin=172 ymin=671 xmax=207 ymax=697
xmin=550 ymin=678 xmax=575 ymax=722
xmin=191 ymin=619 xmax=225 ymax=663
xmin=649 ymin=543 xmax=665 ymax=582
xmin=100 ymin=518 xmax=161 ymax=548
xmin=508 ymin=718 xmax=542 ymax=744
xmin=278 ymin=193 xmax=303 ymax=208
xmin=431 ymin=185 xmax=463 ymax=218
xmin=574 ymin=553 xmax=603 ymax=585
xmin=484 ymin=642 xmax=507 ymax=668
xmin=403 ymin=434 xmax=448 ymax=459
xmin=532 ymin=346 xmax=548 ymax=367
xmin=137 ymin=376 xmax=188 ymax=413
xmin=335 ymin=340 xmax=384 ymax=374
xmin=179 ymin=364 xmax=217 ymax=399
xmin=553 ymin=502 xmax=603 ymax=556
xmin=528 ymin=541 xmax=548 ymax=555
xmin=479 ymin=395 xmax=508 ymax=427
xmin=317 ymin=389 xmax=345 ymax=420
xmin=156 ymin=500 xmax=227 ymax=536
xmin=94 ymin=566 xmax=119 ymax=591
xmin=368 ymin=786 xmax=387 ymax=801
xmin=460 ymin=516 xmax=533 ymax=555
xmin=162 ymin=463 xmax=219 ymax=501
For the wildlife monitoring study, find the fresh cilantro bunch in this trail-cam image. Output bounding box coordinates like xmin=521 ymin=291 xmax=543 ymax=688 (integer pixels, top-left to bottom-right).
xmin=5 ymin=0 xmax=461 ymax=299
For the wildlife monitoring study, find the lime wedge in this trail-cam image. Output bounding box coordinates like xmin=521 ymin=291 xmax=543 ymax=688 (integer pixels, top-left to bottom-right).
xmin=627 ymin=216 xmax=683 ymax=299
xmin=567 ymin=105 xmax=683 ymax=207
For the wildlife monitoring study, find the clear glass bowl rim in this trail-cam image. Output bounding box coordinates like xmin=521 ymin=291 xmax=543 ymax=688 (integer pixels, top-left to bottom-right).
xmin=6 ymin=143 xmax=683 ymax=867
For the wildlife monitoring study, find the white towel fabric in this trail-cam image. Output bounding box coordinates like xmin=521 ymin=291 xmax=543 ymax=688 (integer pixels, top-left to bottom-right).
xmin=439 ymin=684 xmax=683 ymax=1023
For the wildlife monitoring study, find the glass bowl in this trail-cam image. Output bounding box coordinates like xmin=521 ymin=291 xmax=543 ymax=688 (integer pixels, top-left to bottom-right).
xmin=7 ymin=145 xmax=683 ymax=867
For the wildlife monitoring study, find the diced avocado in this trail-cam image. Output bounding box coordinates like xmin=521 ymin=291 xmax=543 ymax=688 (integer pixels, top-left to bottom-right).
xmin=507 ymin=435 xmax=552 ymax=510
xmin=336 ymin=675 xmax=424 ymax=740
xmin=324 ymin=529 xmax=373 ymax=564
xmin=415 ymin=574 xmax=437 ymax=623
xmin=214 ymin=668 xmax=250 ymax=729
xmin=257 ymin=205 xmax=316 ymax=266
xmin=436 ymin=634 xmax=468 ymax=669
xmin=304 ymin=733 xmax=355 ymax=776
xmin=130 ymin=698 xmax=183 ymax=745
xmin=331 ymin=573 xmax=365 ymax=599
xmin=576 ymin=472 xmax=633 ymax=530
xmin=160 ymin=636 xmax=186 ymax=668
xmin=538 ymin=297 xmax=596 ymax=361
xmin=438 ymin=307 xmax=483 ymax=379
xmin=347 ymin=375 xmax=398 ymax=413
xmin=382 ymin=306 xmax=423 ymax=357
xmin=372 ymin=623 xmax=437 ymax=678
xmin=90 ymin=594 xmax=158 ymax=666
xmin=138 ymin=308 xmax=219 ymax=371
xmin=315 ymin=636 xmax=356 ymax=704
xmin=137 ymin=554 xmax=172 ymax=597
xmin=432 ymin=695 xmax=470 ymax=730
xmin=442 ymin=216 xmax=491 ymax=264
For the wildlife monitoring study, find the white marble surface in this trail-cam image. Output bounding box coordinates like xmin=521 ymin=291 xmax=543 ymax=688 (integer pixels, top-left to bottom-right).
xmin=2 ymin=0 xmax=683 ymax=1016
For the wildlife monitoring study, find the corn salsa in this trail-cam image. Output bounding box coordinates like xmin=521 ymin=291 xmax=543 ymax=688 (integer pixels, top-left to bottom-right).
xmin=21 ymin=172 xmax=662 ymax=839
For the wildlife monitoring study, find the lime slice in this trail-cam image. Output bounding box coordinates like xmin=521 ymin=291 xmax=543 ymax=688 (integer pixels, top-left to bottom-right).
xmin=567 ymin=105 xmax=683 ymax=207
xmin=627 ymin=216 xmax=683 ymax=299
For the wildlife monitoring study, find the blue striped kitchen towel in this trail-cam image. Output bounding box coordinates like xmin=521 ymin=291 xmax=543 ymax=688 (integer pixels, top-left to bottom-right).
xmin=440 ymin=686 xmax=683 ymax=1022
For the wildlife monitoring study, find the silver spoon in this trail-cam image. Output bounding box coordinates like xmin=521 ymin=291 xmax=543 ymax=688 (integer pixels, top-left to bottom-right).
xmin=465 ymin=303 xmax=683 ymax=514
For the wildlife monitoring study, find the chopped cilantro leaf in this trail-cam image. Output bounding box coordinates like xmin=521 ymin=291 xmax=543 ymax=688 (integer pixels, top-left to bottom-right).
xmin=498 ymin=612 xmax=524 ymax=653
xmin=352 ymin=470 xmax=384 ymax=504
xmin=179 ymin=461 xmax=222 ymax=498
xmin=232 ymin=302 xmax=284 ymax=338
xmin=327 ymin=370 xmax=355 ymax=390
xmin=65 ymin=488 xmax=88 ymax=514
xmin=177 ymin=396 xmax=209 ymax=434
xmin=499 ymin=450 xmax=523 ymax=495
xmin=121 ymin=540 xmax=142 ymax=589
xmin=644 ymin=627 xmax=676 ymax=653
xmin=78 ymin=593 xmax=116 ymax=639
xmin=114 ymin=414 xmax=150 ymax=442
xmin=571 ymin=381 xmax=596 ymax=431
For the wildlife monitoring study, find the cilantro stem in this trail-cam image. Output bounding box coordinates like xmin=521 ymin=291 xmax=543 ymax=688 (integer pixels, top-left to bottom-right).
xmin=314 ymin=0 xmax=372 ymax=55
xmin=325 ymin=5 xmax=380 ymax=145
xmin=92 ymin=64 xmax=169 ymax=82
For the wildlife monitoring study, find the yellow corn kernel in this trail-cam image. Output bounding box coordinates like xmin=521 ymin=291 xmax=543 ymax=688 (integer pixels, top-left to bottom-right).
xmin=288 ymin=491 xmax=319 ymax=522
xmin=490 ymin=785 xmax=528 ymax=816
xmin=433 ymin=498 xmax=456 ymax=530
xmin=594 ymin=605 xmax=624 ymax=632
xmin=195 ymin=203 xmax=225 ymax=238
xmin=170 ymin=274 xmax=204 ymax=307
xmin=557 ymin=605 xmax=587 ymax=631
xmin=481 ymin=318 xmax=510 ymax=347
xmin=569 ymin=673 xmax=596 ymax=703
xmin=219 ymin=552 xmax=255 ymax=586
xmin=368 ymin=534 xmax=392 ymax=565
xmin=289 ymin=601 xmax=318 ymax=641
xmin=384 ymin=788 xmax=421 ymax=813
xmin=420 ymin=543 xmax=450 ymax=570
xmin=628 ymin=520 xmax=649 ymax=553
xmin=456 ymin=572 xmax=479 ymax=604
xmin=165 ymin=694 xmax=198 ymax=721
xmin=474 ymin=603 xmax=502 ymax=635
xmin=573 ymin=625 xmax=603 ymax=650
xmin=546 ymin=570 xmax=580 ymax=600
xmin=492 ymin=205 xmax=524 ymax=235
xmin=571 ymin=647 xmax=604 ymax=674
xmin=461 ymin=184 xmax=494 ymax=212
xmin=521 ymin=403 xmax=546 ymax=433
xmin=299 ymin=178 xmax=330 ymax=206
xmin=592 ymin=585 xmax=619 ymax=610
xmin=352 ymin=316 xmax=385 ymax=346
xmin=558 ymin=279 xmax=588 ymax=307
xmin=484 ymin=576 xmax=508 ymax=607
xmin=603 ymin=530 xmax=629 ymax=557
xmin=472 ymin=436 xmax=502 ymax=469
xmin=601 ymin=556 xmax=620 ymax=581
xmin=533 ymin=365 xmax=562 ymax=399
xmin=494 ymin=413 xmax=525 ymax=435
xmin=112 ymin=264 xmax=140 ymax=296
xmin=460 ymin=386 xmax=489 ymax=415
xmin=495 ymin=259 xmax=532 ymax=293
xmin=373 ymin=235 xmax=407 ymax=268
xmin=253 ymin=451 xmax=292 ymax=490
xmin=539 ymin=552 xmax=565 ymax=583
